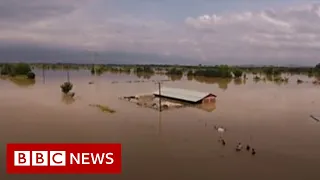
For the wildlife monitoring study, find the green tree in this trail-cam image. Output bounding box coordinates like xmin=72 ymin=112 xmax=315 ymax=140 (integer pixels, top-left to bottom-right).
xmin=60 ymin=82 xmax=73 ymax=94
xmin=166 ymin=67 xmax=183 ymax=76
xmin=0 ymin=64 xmax=13 ymax=75
xmin=13 ymin=63 xmax=32 ymax=75
xmin=233 ymin=69 xmax=243 ymax=78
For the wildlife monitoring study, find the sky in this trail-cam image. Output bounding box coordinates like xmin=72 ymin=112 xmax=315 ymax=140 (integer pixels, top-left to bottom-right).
xmin=0 ymin=0 xmax=320 ymax=65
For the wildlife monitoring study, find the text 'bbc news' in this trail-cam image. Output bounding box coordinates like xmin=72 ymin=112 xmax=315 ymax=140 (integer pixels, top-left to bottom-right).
xmin=6 ymin=143 xmax=122 ymax=174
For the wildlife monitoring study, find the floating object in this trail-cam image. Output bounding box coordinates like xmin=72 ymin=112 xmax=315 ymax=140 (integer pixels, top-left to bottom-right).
xmin=221 ymin=140 xmax=226 ymax=146
xmin=236 ymin=143 xmax=243 ymax=152
xmin=214 ymin=125 xmax=226 ymax=133
xmin=88 ymin=81 xmax=94 ymax=84
xmin=310 ymin=115 xmax=320 ymax=122
xmin=252 ymin=148 xmax=256 ymax=155
xmin=89 ymin=104 xmax=116 ymax=114
xmin=246 ymin=145 xmax=251 ymax=151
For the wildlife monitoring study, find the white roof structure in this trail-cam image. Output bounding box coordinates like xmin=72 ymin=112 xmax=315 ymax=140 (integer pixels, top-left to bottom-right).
xmin=153 ymin=87 xmax=216 ymax=103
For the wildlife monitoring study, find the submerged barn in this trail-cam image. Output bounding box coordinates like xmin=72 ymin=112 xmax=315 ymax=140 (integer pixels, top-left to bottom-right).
xmin=153 ymin=87 xmax=216 ymax=104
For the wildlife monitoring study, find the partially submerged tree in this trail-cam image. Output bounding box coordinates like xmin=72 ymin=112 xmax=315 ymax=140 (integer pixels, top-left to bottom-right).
xmin=233 ymin=69 xmax=243 ymax=78
xmin=14 ymin=63 xmax=32 ymax=75
xmin=60 ymin=82 xmax=73 ymax=94
xmin=0 ymin=64 xmax=12 ymax=75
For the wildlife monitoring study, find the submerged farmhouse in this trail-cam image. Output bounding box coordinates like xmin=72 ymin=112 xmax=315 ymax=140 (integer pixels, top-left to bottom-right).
xmin=153 ymin=87 xmax=217 ymax=104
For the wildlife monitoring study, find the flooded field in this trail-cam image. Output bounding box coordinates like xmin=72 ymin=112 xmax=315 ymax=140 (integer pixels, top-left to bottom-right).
xmin=0 ymin=69 xmax=320 ymax=180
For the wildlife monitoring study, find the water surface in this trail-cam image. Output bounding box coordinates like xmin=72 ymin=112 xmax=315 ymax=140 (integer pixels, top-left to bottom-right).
xmin=0 ymin=70 xmax=319 ymax=180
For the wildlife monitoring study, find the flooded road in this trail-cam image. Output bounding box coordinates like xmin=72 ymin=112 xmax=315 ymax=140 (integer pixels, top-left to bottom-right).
xmin=0 ymin=70 xmax=320 ymax=180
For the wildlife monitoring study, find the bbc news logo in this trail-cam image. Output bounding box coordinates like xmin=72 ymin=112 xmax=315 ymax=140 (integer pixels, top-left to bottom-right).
xmin=6 ymin=143 xmax=122 ymax=174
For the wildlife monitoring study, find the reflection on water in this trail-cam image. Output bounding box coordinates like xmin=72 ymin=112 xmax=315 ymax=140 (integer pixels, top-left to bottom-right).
xmin=1 ymin=76 xmax=36 ymax=87
xmin=197 ymin=102 xmax=216 ymax=112
xmin=167 ymin=74 xmax=183 ymax=81
xmin=187 ymin=75 xmax=193 ymax=81
xmin=158 ymin=111 xmax=162 ymax=136
xmin=135 ymin=72 xmax=153 ymax=79
xmin=233 ymin=78 xmax=243 ymax=85
xmin=193 ymin=76 xmax=233 ymax=90
xmin=61 ymin=94 xmax=76 ymax=105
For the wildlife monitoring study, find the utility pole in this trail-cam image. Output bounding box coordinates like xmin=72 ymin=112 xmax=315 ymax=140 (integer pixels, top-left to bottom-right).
xmin=42 ymin=64 xmax=45 ymax=84
xmin=92 ymin=51 xmax=96 ymax=75
xmin=66 ymin=65 xmax=70 ymax=82
xmin=156 ymin=81 xmax=162 ymax=112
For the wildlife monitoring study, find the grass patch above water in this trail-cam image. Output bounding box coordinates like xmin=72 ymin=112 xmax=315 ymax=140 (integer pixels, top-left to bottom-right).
xmin=89 ymin=104 xmax=116 ymax=114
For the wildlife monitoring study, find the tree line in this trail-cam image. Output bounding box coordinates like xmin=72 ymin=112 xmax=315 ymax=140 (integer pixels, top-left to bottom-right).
xmin=1 ymin=62 xmax=320 ymax=79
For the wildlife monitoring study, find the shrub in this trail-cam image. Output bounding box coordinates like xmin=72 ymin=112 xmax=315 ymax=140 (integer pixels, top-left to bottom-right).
xmin=60 ymin=82 xmax=73 ymax=94
xmin=166 ymin=68 xmax=183 ymax=76
xmin=13 ymin=63 xmax=32 ymax=75
xmin=233 ymin=69 xmax=243 ymax=78
xmin=27 ymin=71 xmax=36 ymax=79
xmin=0 ymin=64 xmax=13 ymax=75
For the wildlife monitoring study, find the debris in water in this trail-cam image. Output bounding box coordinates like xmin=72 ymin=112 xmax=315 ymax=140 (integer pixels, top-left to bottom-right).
xmin=246 ymin=145 xmax=251 ymax=151
xmin=236 ymin=143 xmax=243 ymax=152
xmin=89 ymin=104 xmax=116 ymax=113
xmin=251 ymin=148 xmax=256 ymax=155
xmin=297 ymin=79 xmax=303 ymax=84
xmin=88 ymin=81 xmax=94 ymax=84
xmin=310 ymin=115 xmax=320 ymax=122
xmin=221 ymin=139 xmax=226 ymax=146
xmin=214 ymin=125 xmax=226 ymax=133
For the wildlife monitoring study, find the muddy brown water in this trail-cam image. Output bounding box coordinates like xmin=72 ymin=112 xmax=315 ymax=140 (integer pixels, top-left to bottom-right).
xmin=0 ymin=70 xmax=320 ymax=180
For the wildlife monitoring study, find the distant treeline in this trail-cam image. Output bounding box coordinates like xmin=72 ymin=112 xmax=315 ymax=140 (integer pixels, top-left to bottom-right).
xmin=1 ymin=62 xmax=320 ymax=78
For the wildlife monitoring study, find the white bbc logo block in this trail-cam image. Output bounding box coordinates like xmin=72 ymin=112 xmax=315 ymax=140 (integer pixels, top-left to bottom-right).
xmin=49 ymin=151 xmax=66 ymax=166
xmin=32 ymin=151 xmax=48 ymax=166
xmin=13 ymin=150 xmax=67 ymax=167
xmin=14 ymin=151 xmax=31 ymax=166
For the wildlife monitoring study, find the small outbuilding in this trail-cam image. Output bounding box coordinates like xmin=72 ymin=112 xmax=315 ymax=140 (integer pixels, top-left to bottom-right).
xmin=153 ymin=87 xmax=216 ymax=104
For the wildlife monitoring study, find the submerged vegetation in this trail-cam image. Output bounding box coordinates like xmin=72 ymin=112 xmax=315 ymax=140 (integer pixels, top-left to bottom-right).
xmin=89 ymin=104 xmax=116 ymax=114
xmin=60 ymin=82 xmax=73 ymax=94
xmin=1 ymin=63 xmax=320 ymax=86
xmin=0 ymin=63 xmax=36 ymax=79
xmin=0 ymin=63 xmax=36 ymax=87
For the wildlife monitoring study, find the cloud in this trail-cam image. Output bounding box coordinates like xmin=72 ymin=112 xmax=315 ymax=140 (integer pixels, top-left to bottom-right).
xmin=0 ymin=0 xmax=320 ymax=65
xmin=0 ymin=0 xmax=87 ymax=23
xmin=184 ymin=3 xmax=320 ymax=64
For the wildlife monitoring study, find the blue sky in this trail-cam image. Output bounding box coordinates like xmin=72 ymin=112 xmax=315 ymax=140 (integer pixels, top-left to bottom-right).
xmin=0 ymin=0 xmax=320 ymax=65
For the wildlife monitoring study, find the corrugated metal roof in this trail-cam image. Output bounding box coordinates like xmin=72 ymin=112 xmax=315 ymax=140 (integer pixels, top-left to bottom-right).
xmin=153 ymin=87 xmax=216 ymax=103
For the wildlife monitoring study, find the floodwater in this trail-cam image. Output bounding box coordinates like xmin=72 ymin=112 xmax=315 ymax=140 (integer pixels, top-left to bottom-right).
xmin=0 ymin=70 xmax=320 ymax=180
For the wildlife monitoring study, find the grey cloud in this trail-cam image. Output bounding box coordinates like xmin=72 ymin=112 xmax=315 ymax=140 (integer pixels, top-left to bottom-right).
xmin=184 ymin=2 xmax=320 ymax=64
xmin=0 ymin=0 xmax=85 ymax=23
xmin=0 ymin=0 xmax=320 ymax=65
